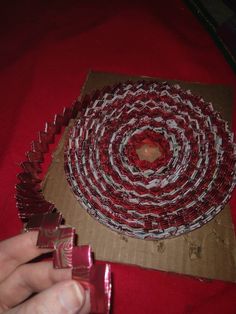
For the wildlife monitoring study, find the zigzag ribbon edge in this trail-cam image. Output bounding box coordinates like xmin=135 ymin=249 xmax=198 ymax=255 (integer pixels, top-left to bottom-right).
xmin=15 ymin=91 xmax=112 ymax=314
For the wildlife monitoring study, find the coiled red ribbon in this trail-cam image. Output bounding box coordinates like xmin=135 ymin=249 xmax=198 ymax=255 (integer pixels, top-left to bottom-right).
xmin=16 ymin=100 xmax=111 ymax=313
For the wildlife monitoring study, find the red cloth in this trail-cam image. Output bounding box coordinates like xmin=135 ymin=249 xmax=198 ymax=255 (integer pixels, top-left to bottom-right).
xmin=0 ymin=1 xmax=236 ymax=313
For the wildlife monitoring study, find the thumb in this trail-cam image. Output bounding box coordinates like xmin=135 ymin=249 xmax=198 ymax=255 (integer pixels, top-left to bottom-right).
xmin=5 ymin=280 xmax=90 ymax=314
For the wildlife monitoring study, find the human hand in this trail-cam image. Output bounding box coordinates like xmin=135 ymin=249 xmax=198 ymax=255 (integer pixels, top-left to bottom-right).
xmin=0 ymin=231 xmax=90 ymax=314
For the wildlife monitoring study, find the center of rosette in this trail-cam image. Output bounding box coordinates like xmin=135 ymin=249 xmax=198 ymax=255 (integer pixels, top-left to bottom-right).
xmin=125 ymin=130 xmax=171 ymax=171
xmin=136 ymin=139 xmax=162 ymax=162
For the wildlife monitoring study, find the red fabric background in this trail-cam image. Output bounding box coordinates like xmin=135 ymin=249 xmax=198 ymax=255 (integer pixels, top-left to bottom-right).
xmin=0 ymin=1 xmax=236 ymax=313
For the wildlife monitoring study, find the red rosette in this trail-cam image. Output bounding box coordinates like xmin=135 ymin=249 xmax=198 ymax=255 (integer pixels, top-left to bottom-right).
xmin=64 ymin=81 xmax=236 ymax=239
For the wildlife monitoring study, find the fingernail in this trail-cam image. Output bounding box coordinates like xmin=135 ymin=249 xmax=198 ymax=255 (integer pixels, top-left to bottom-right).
xmin=59 ymin=281 xmax=85 ymax=313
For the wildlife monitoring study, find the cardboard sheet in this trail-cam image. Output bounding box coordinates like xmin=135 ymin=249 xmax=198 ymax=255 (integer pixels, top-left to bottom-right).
xmin=42 ymin=71 xmax=236 ymax=282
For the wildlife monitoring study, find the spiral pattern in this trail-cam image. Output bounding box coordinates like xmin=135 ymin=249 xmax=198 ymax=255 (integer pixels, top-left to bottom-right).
xmin=64 ymin=81 xmax=236 ymax=239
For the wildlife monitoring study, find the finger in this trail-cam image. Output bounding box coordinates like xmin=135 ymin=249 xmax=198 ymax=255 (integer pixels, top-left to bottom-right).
xmin=4 ymin=280 xmax=90 ymax=314
xmin=0 ymin=231 xmax=51 ymax=282
xmin=0 ymin=262 xmax=71 ymax=309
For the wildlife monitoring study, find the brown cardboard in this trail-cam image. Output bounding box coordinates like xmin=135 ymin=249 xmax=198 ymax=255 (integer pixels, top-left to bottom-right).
xmin=42 ymin=71 xmax=236 ymax=282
